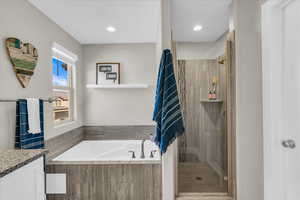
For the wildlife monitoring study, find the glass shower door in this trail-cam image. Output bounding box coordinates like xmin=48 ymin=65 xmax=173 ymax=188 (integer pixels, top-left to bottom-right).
xmin=176 ymin=58 xmax=228 ymax=194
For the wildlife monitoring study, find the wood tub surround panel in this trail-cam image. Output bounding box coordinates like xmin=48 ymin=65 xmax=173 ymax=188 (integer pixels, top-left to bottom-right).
xmin=83 ymin=126 xmax=155 ymax=140
xmin=45 ymin=127 xmax=84 ymax=160
xmin=47 ymin=164 xmax=162 ymax=200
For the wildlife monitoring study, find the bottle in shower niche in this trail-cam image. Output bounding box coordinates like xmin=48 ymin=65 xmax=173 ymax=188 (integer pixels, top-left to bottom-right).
xmin=211 ymin=87 xmax=217 ymax=100
xmin=210 ymin=76 xmax=218 ymax=100
xmin=208 ymin=88 xmax=213 ymax=100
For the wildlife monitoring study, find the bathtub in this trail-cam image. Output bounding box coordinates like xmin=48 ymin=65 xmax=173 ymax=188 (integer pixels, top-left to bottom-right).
xmin=52 ymin=140 xmax=160 ymax=163
xmin=47 ymin=140 xmax=162 ymax=200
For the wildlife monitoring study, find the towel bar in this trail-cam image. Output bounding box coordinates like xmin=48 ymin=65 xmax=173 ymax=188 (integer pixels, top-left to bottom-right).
xmin=0 ymin=98 xmax=57 ymax=103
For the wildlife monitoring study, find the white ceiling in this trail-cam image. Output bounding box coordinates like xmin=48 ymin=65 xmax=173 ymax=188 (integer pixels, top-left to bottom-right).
xmin=172 ymin=0 xmax=232 ymax=42
xmin=28 ymin=0 xmax=161 ymax=44
xmin=28 ymin=0 xmax=231 ymax=44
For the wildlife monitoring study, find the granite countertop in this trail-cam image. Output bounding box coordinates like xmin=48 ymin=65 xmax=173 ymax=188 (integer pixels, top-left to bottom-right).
xmin=0 ymin=149 xmax=48 ymax=178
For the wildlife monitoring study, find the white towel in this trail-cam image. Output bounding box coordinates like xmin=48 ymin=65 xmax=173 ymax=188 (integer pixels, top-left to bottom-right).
xmin=26 ymin=98 xmax=41 ymax=134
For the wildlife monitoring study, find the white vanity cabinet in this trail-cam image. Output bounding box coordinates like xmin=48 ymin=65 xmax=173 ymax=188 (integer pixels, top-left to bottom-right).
xmin=0 ymin=157 xmax=46 ymax=200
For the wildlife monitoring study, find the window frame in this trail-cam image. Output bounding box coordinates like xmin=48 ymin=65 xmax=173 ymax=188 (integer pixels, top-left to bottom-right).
xmin=51 ymin=43 xmax=78 ymax=127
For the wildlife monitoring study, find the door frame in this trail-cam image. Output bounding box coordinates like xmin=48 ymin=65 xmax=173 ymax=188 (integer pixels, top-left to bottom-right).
xmin=174 ymin=32 xmax=237 ymax=199
xmin=261 ymin=0 xmax=296 ymax=199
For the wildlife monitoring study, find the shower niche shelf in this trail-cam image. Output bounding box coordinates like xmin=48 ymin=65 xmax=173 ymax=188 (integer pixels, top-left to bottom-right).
xmin=200 ymin=99 xmax=223 ymax=103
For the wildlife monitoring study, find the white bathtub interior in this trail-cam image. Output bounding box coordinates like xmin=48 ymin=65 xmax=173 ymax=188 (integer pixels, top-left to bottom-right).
xmin=53 ymin=140 xmax=160 ymax=162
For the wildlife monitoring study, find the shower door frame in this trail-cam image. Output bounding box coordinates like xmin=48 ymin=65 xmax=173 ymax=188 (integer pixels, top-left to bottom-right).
xmin=175 ymin=32 xmax=237 ymax=198
xmin=225 ymin=32 xmax=236 ymax=198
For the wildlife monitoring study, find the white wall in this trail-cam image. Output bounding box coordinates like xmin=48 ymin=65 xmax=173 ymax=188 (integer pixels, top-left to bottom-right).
xmin=261 ymin=3 xmax=284 ymax=199
xmin=0 ymin=0 xmax=84 ymax=149
xmin=83 ymin=43 xmax=156 ymax=126
xmin=159 ymin=0 xmax=178 ymax=199
xmin=234 ymin=0 xmax=264 ymax=199
xmin=176 ymin=33 xmax=227 ymax=60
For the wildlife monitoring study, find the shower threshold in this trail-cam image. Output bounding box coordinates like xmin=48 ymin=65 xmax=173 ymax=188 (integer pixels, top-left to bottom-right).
xmin=177 ymin=192 xmax=232 ymax=200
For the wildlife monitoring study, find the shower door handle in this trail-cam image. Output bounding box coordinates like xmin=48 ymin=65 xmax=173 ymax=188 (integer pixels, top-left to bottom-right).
xmin=282 ymin=139 xmax=296 ymax=149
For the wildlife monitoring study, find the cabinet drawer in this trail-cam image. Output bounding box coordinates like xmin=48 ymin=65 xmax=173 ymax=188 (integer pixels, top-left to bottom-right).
xmin=0 ymin=157 xmax=45 ymax=200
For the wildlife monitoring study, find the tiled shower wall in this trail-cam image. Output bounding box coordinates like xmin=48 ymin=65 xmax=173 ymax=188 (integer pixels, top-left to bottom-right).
xmin=176 ymin=59 xmax=227 ymax=171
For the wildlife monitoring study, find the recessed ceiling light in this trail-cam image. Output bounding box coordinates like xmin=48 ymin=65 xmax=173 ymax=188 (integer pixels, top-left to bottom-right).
xmin=106 ymin=26 xmax=116 ymax=32
xmin=193 ymin=25 xmax=203 ymax=32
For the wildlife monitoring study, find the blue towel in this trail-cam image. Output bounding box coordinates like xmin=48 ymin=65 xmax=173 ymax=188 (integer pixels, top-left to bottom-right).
xmin=15 ymin=99 xmax=45 ymax=149
xmin=153 ymin=49 xmax=185 ymax=154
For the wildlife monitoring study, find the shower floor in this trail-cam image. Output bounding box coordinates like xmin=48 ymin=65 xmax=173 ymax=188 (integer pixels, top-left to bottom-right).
xmin=178 ymin=163 xmax=227 ymax=193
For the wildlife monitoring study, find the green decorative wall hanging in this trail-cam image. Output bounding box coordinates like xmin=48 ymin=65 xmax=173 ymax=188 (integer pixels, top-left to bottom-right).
xmin=5 ymin=38 xmax=38 ymax=88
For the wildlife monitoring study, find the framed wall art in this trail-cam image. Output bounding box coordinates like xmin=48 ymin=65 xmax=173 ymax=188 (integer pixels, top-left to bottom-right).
xmin=5 ymin=38 xmax=38 ymax=88
xmin=96 ymin=63 xmax=120 ymax=85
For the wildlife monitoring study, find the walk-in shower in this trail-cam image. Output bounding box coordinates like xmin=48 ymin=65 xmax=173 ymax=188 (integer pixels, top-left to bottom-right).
xmin=171 ymin=0 xmax=235 ymax=195
xmin=175 ymin=54 xmax=228 ymax=193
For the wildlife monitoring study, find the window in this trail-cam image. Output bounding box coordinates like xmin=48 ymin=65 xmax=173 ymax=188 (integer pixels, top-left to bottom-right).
xmin=52 ymin=57 xmax=74 ymax=125
xmin=51 ymin=43 xmax=78 ymax=126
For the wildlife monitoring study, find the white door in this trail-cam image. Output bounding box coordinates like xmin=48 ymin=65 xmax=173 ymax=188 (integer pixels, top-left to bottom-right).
xmin=282 ymin=1 xmax=300 ymax=199
xmin=262 ymin=1 xmax=300 ymax=200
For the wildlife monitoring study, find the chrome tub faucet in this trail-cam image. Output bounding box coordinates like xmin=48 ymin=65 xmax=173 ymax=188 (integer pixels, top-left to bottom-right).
xmin=128 ymin=151 xmax=136 ymax=159
xmin=141 ymin=139 xmax=146 ymax=159
xmin=150 ymin=150 xmax=157 ymax=158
